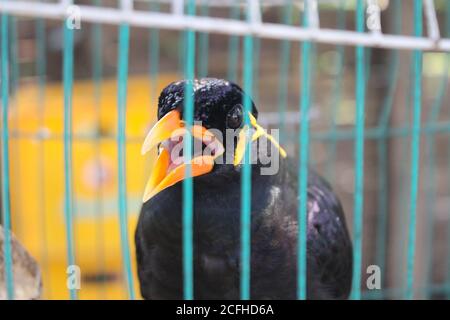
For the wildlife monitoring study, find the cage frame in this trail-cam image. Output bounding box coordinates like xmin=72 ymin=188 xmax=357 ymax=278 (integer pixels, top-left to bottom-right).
xmin=0 ymin=0 xmax=449 ymax=301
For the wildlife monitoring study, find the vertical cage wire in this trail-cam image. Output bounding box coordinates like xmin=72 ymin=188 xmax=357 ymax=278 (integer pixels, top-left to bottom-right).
xmin=1 ymin=11 xmax=14 ymax=300
xmin=62 ymin=7 xmax=76 ymax=300
xmin=182 ymin=0 xmax=196 ymax=301
xmin=297 ymin=0 xmax=312 ymax=301
xmin=1 ymin=0 xmax=450 ymax=301
xmin=406 ymin=0 xmax=423 ymax=300
xmin=117 ymin=20 xmax=135 ymax=299
xmin=240 ymin=0 xmax=255 ymax=301
xmin=350 ymin=0 xmax=366 ymax=301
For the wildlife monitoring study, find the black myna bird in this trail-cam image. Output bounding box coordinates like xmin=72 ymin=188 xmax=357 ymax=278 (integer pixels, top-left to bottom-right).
xmin=135 ymin=78 xmax=352 ymax=299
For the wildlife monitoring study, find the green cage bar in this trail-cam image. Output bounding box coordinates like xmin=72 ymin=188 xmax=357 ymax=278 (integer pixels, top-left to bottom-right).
xmin=62 ymin=15 xmax=76 ymax=300
xmin=297 ymin=0 xmax=312 ymax=301
xmin=405 ymin=0 xmax=423 ymax=300
xmin=1 ymin=12 xmax=14 ymax=300
xmin=240 ymin=0 xmax=254 ymax=300
xmin=405 ymin=0 xmax=423 ymax=299
xmin=0 ymin=0 xmax=449 ymax=302
xmin=350 ymin=0 xmax=366 ymax=300
xmin=182 ymin=0 xmax=196 ymax=300
xmin=240 ymin=34 xmax=253 ymax=301
xmin=117 ymin=22 xmax=135 ymax=300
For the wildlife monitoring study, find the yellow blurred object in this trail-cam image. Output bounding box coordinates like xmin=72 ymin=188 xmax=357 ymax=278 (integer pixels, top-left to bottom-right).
xmin=9 ymin=74 xmax=178 ymax=299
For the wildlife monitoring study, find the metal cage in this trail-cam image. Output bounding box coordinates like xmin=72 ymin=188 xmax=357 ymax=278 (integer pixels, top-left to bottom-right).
xmin=1 ymin=0 xmax=450 ymax=300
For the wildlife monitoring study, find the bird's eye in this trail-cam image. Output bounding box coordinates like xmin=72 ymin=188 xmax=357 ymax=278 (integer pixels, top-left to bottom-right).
xmin=226 ymin=104 xmax=243 ymax=129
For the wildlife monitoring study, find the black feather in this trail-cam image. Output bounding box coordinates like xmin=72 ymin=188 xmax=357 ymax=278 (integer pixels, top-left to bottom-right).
xmin=135 ymin=78 xmax=353 ymax=299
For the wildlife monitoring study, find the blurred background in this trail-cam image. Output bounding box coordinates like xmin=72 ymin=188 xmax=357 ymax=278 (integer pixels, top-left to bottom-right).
xmin=1 ymin=0 xmax=450 ymax=299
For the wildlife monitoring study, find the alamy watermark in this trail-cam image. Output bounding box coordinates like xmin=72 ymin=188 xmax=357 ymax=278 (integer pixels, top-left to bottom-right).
xmin=66 ymin=5 xmax=81 ymax=30
xmin=66 ymin=265 xmax=81 ymax=290
xmin=366 ymin=265 xmax=381 ymax=290
xmin=163 ymin=123 xmax=284 ymax=176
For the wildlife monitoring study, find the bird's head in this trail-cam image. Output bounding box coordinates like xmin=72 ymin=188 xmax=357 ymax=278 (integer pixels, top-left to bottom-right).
xmin=141 ymin=78 xmax=286 ymax=202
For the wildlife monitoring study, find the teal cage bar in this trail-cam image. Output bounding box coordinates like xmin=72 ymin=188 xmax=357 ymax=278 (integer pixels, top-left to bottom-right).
xmin=182 ymin=0 xmax=195 ymax=301
xmin=116 ymin=13 xmax=135 ymax=299
xmin=62 ymin=2 xmax=76 ymax=300
xmin=0 ymin=0 xmax=450 ymax=300
xmin=350 ymin=0 xmax=365 ymax=300
xmin=1 ymin=9 xmax=14 ymax=300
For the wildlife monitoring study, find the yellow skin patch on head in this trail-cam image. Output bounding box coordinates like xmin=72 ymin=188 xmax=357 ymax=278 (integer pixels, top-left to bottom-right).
xmin=233 ymin=112 xmax=287 ymax=166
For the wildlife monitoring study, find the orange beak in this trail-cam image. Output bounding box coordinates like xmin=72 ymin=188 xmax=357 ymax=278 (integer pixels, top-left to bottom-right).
xmin=141 ymin=110 xmax=224 ymax=202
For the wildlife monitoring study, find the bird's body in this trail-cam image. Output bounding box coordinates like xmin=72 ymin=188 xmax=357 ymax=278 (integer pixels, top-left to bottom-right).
xmin=135 ymin=78 xmax=352 ymax=300
xmin=136 ymin=161 xmax=352 ymax=299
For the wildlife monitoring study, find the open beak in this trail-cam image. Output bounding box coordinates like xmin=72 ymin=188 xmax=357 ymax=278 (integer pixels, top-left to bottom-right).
xmin=142 ymin=110 xmax=224 ymax=202
xmin=142 ymin=110 xmax=286 ymax=202
xmin=233 ymin=112 xmax=287 ymax=166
